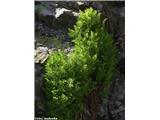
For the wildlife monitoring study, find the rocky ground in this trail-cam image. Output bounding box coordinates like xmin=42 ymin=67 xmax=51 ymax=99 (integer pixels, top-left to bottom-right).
xmin=35 ymin=1 xmax=125 ymax=120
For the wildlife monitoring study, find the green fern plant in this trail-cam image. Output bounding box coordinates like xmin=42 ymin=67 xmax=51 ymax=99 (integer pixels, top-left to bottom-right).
xmin=44 ymin=8 xmax=117 ymax=120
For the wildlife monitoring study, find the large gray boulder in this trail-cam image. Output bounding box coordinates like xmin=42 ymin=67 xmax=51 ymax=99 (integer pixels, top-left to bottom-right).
xmin=35 ymin=1 xmax=79 ymax=29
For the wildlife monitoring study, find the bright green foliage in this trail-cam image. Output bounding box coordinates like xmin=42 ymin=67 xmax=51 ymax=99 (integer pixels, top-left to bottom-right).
xmin=44 ymin=8 xmax=118 ymax=120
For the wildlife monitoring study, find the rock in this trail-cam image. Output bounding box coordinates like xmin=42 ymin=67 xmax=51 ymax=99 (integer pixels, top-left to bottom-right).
xmin=112 ymin=7 xmax=125 ymax=17
xmin=35 ymin=63 xmax=46 ymax=117
xmin=108 ymin=76 xmax=125 ymax=120
xmin=97 ymin=98 xmax=109 ymax=120
xmin=35 ymin=47 xmax=49 ymax=63
xmin=117 ymin=57 xmax=125 ymax=75
xmin=81 ymin=75 xmax=124 ymax=120
xmin=55 ymin=8 xmax=79 ymax=19
xmin=107 ymin=1 xmax=125 ymax=8
xmin=35 ymin=1 xmax=78 ymax=29
xmin=40 ymin=9 xmax=53 ymax=16
xmin=77 ymin=1 xmax=90 ymax=11
xmin=55 ymin=8 xmax=70 ymax=18
xmin=77 ymin=1 xmax=84 ymax=6
xmin=91 ymin=2 xmax=103 ymax=11
xmin=54 ymin=1 xmax=80 ymax=11
xmin=34 ymin=45 xmax=74 ymax=63
xmin=53 ymin=8 xmax=78 ymax=29
xmin=35 ymin=2 xmax=56 ymax=27
xmin=115 ymin=101 xmax=122 ymax=106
